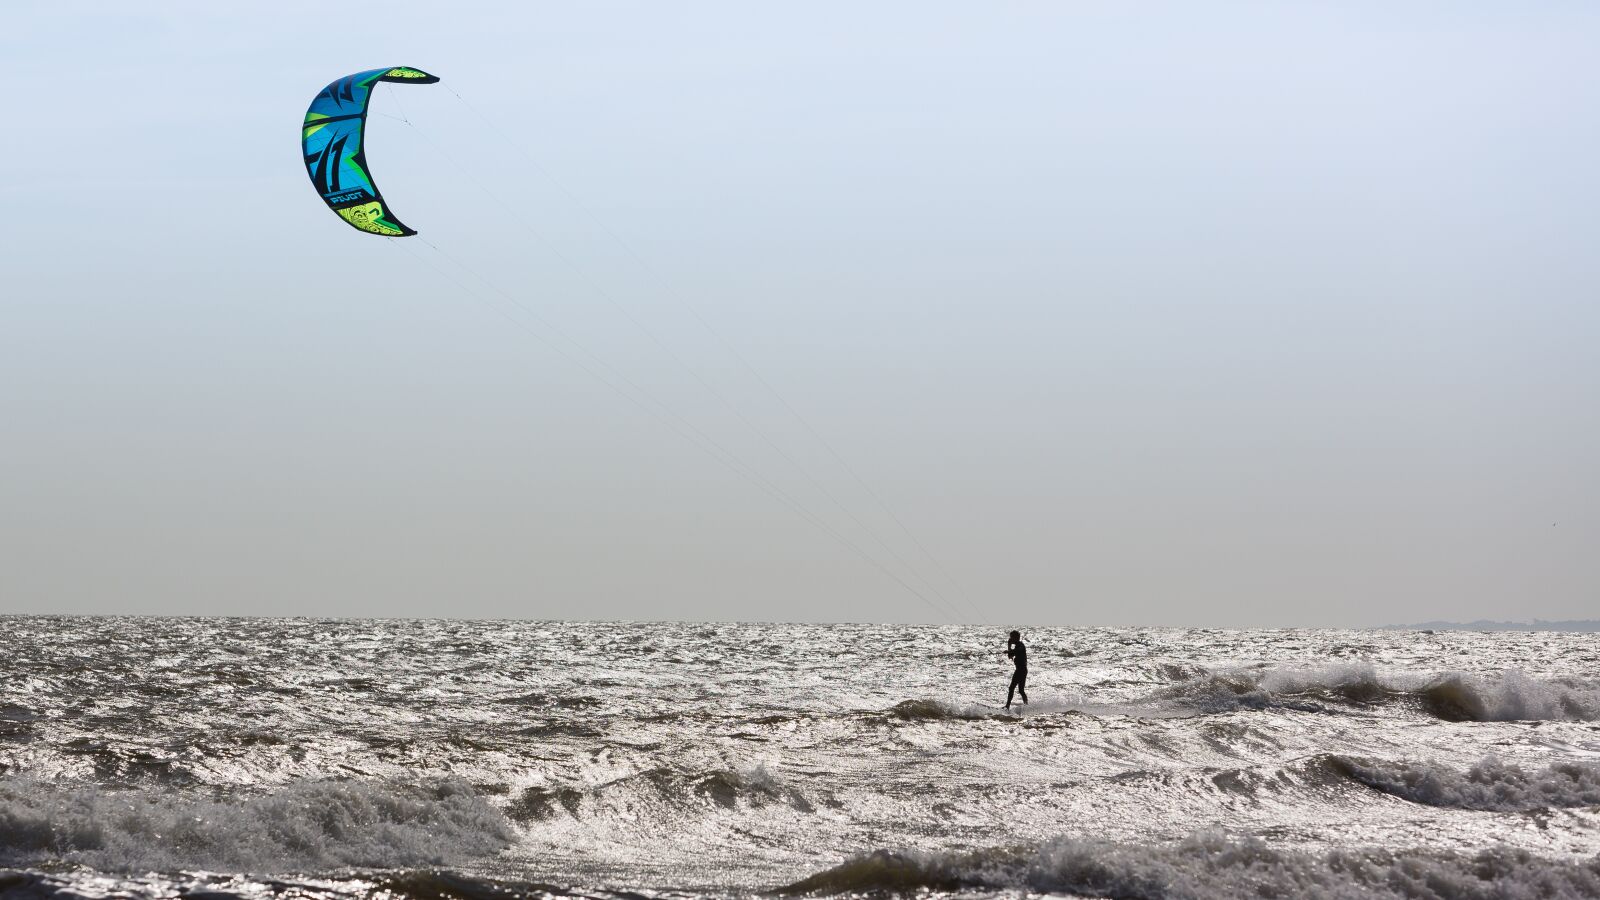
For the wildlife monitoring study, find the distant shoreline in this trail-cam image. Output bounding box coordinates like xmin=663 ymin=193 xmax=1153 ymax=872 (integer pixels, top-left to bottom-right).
xmin=1380 ymin=619 xmax=1600 ymax=633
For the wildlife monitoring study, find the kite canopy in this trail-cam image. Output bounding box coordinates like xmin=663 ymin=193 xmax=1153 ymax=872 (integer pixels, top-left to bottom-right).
xmin=302 ymin=67 xmax=439 ymax=236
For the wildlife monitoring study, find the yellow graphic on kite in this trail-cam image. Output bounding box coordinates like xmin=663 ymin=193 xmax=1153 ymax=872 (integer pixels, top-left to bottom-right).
xmin=336 ymin=201 xmax=407 ymax=236
xmin=302 ymin=67 xmax=440 ymax=236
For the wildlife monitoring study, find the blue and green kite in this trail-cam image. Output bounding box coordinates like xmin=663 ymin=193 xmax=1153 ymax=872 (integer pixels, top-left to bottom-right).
xmin=302 ymin=67 xmax=439 ymax=236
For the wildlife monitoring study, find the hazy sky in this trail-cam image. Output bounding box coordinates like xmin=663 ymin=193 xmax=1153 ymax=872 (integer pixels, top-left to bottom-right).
xmin=2 ymin=2 xmax=1596 ymax=626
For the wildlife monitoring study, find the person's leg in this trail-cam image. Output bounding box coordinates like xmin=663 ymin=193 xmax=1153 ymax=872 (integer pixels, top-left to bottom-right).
xmin=1018 ymin=671 xmax=1028 ymax=704
xmin=1006 ymin=671 xmax=1020 ymax=708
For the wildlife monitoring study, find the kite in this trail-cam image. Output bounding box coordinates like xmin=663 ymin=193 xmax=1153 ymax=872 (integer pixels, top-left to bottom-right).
xmin=302 ymin=67 xmax=439 ymax=236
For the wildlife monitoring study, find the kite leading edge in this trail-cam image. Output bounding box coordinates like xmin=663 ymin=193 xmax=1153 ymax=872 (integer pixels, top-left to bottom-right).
xmin=302 ymin=67 xmax=439 ymax=236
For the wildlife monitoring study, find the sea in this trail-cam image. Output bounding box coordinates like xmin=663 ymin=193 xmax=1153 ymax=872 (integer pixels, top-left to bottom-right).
xmin=2 ymin=617 xmax=1598 ymax=899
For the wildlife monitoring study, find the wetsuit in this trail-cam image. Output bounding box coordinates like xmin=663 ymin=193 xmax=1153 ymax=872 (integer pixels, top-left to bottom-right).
xmin=1006 ymin=640 xmax=1028 ymax=707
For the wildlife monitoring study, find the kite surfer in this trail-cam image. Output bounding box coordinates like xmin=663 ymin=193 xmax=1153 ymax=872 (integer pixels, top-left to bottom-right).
xmin=1005 ymin=630 xmax=1028 ymax=709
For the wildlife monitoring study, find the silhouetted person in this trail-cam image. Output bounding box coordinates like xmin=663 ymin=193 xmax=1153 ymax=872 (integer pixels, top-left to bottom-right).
xmin=1005 ymin=630 xmax=1028 ymax=709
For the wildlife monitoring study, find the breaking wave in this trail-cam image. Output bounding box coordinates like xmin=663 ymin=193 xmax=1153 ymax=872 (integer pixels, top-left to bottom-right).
xmin=1152 ymin=664 xmax=1600 ymax=721
xmin=0 ymin=869 xmax=605 ymax=900
xmin=0 ymin=776 xmax=513 ymax=872
xmin=1325 ymin=755 xmax=1600 ymax=811
xmin=507 ymin=762 xmax=820 ymax=823
xmin=885 ymin=699 xmax=998 ymax=721
xmin=782 ymin=831 xmax=1600 ymax=899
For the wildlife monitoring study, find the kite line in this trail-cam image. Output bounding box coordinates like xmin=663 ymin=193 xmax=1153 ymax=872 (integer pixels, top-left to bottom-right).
xmin=431 ymin=81 xmax=984 ymax=623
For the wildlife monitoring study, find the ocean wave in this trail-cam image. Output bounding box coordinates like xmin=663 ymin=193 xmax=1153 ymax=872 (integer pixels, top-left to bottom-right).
xmin=0 ymin=870 xmax=373 ymax=900
xmin=0 ymin=869 xmax=621 ymax=900
xmin=885 ymin=699 xmax=999 ymax=721
xmin=781 ymin=831 xmax=1600 ymax=899
xmin=1324 ymin=754 xmax=1600 ymax=811
xmin=0 ymin=776 xmax=513 ymax=872
xmin=507 ymin=762 xmax=819 ymax=824
xmin=1138 ymin=662 xmax=1214 ymax=683
xmin=1410 ymin=672 xmax=1600 ymax=722
xmin=0 ymin=869 xmax=567 ymax=900
xmin=49 ymin=736 xmax=200 ymax=786
xmin=374 ymin=870 xmax=570 ymax=900
xmin=1153 ymin=664 xmax=1600 ymax=721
